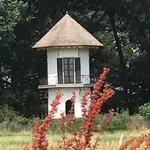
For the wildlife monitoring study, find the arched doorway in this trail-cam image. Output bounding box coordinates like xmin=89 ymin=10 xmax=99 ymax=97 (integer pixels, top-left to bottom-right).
xmin=65 ymin=99 xmax=74 ymax=115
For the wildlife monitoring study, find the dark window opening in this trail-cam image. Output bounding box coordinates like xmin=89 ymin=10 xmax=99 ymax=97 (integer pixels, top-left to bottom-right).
xmin=65 ymin=99 xmax=74 ymax=115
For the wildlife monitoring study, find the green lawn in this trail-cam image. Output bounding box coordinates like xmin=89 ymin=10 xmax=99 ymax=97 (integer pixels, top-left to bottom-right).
xmin=0 ymin=130 xmax=148 ymax=150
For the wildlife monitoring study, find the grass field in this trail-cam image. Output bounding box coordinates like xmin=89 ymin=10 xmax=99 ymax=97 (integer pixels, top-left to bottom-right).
xmin=0 ymin=130 xmax=149 ymax=150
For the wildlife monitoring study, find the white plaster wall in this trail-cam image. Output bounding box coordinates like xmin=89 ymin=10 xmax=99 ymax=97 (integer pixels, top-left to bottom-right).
xmin=48 ymin=88 xmax=82 ymax=118
xmin=48 ymin=87 xmax=91 ymax=119
xmin=47 ymin=50 xmax=57 ymax=85
xmin=46 ymin=48 xmax=91 ymax=118
xmin=47 ymin=48 xmax=90 ymax=85
xmin=80 ymin=49 xmax=90 ymax=84
xmin=58 ymin=49 xmax=79 ymax=57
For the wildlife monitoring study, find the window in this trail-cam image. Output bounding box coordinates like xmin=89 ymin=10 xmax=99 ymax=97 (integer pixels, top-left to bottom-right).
xmin=64 ymin=58 xmax=74 ymax=83
xmin=57 ymin=57 xmax=81 ymax=84
xmin=65 ymin=99 xmax=74 ymax=115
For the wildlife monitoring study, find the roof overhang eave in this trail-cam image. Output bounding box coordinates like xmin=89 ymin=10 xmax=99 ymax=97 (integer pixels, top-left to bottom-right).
xmin=32 ymin=44 xmax=103 ymax=50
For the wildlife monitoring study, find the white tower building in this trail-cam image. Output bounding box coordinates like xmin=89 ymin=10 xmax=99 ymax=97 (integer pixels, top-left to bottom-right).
xmin=33 ymin=14 xmax=103 ymax=118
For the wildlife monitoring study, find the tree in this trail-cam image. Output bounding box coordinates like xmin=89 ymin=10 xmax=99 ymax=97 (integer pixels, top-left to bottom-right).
xmin=1 ymin=0 xmax=150 ymax=116
xmin=0 ymin=0 xmax=27 ymax=89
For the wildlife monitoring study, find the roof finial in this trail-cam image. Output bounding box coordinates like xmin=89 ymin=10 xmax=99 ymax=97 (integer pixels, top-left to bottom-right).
xmin=66 ymin=11 xmax=68 ymax=14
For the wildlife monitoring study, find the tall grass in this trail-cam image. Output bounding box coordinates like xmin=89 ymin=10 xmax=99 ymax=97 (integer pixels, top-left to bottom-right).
xmin=0 ymin=130 xmax=149 ymax=150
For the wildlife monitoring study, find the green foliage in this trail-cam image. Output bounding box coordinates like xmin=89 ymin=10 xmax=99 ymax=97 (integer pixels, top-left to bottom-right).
xmin=0 ymin=105 xmax=35 ymax=132
xmin=48 ymin=120 xmax=61 ymax=133
xmin=102 ymin=111 xmax=130 ymax=131
xmin=139 ymin=103 xmax=150 ymax=120
xmin=49 ymin=111 xmax=147 ymax=133
xmin=96 ymin=111 xmax=147 ymax=131
xmin=48 ymin=118 xmax=83 ymax=134
xmin=0 ymin=106 xmax=147 ymax=133
xmin=0 ymin=0 xmax=28 ymax=44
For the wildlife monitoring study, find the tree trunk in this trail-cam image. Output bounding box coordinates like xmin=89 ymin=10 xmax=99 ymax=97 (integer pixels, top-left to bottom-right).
xmin=108 ymin=14 xmax=127 ymax=93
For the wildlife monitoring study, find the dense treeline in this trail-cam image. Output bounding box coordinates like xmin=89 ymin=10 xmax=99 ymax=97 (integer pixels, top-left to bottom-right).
xmin=0 ymin=0 xmax=150 ymax=117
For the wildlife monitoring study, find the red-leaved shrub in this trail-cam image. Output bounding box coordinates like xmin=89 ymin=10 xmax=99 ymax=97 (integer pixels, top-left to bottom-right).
xmin=23 ymin=68 xmax=115 ymax=150
xmin=24 ymin=68 xmax=150 ymax=150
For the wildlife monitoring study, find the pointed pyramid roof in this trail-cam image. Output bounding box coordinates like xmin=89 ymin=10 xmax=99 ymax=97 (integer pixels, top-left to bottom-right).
xmin=33 ymin=14 xmax=103 ymax=49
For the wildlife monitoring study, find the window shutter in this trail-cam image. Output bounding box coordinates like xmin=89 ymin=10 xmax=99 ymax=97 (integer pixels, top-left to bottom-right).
xmin=75 ymin=57 xmax=81 ymax=83
xmin=57 ymin=58 xmax=63 ymax=84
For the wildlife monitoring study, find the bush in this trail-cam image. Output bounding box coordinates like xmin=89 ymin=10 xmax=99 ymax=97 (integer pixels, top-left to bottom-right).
xmin=94 ymin=111 xmax=130 ymax=132
xmin=48 ymin=118 xmax=83 ymax=133
xmin=0 ymin=105 xmax=35 ymax=132
xmin=0 ymin=105 xmax=146 ymax=133
xmin=126 ymin=114 xmax=147 ymax=130
xmin=139 ymin=103 xmax=150 ymax=120
xmin=49 ymin=111 xmax=141 ymax=133
xmin=106 ymin=110 xmax=129 ymax=131
xmin=48 ymin=111 xmax=147 ymax=133
xmin=23 ymin=68 xmax=115 ymax=150
xmin=0 ymin=105 xmax=17 ymax=123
